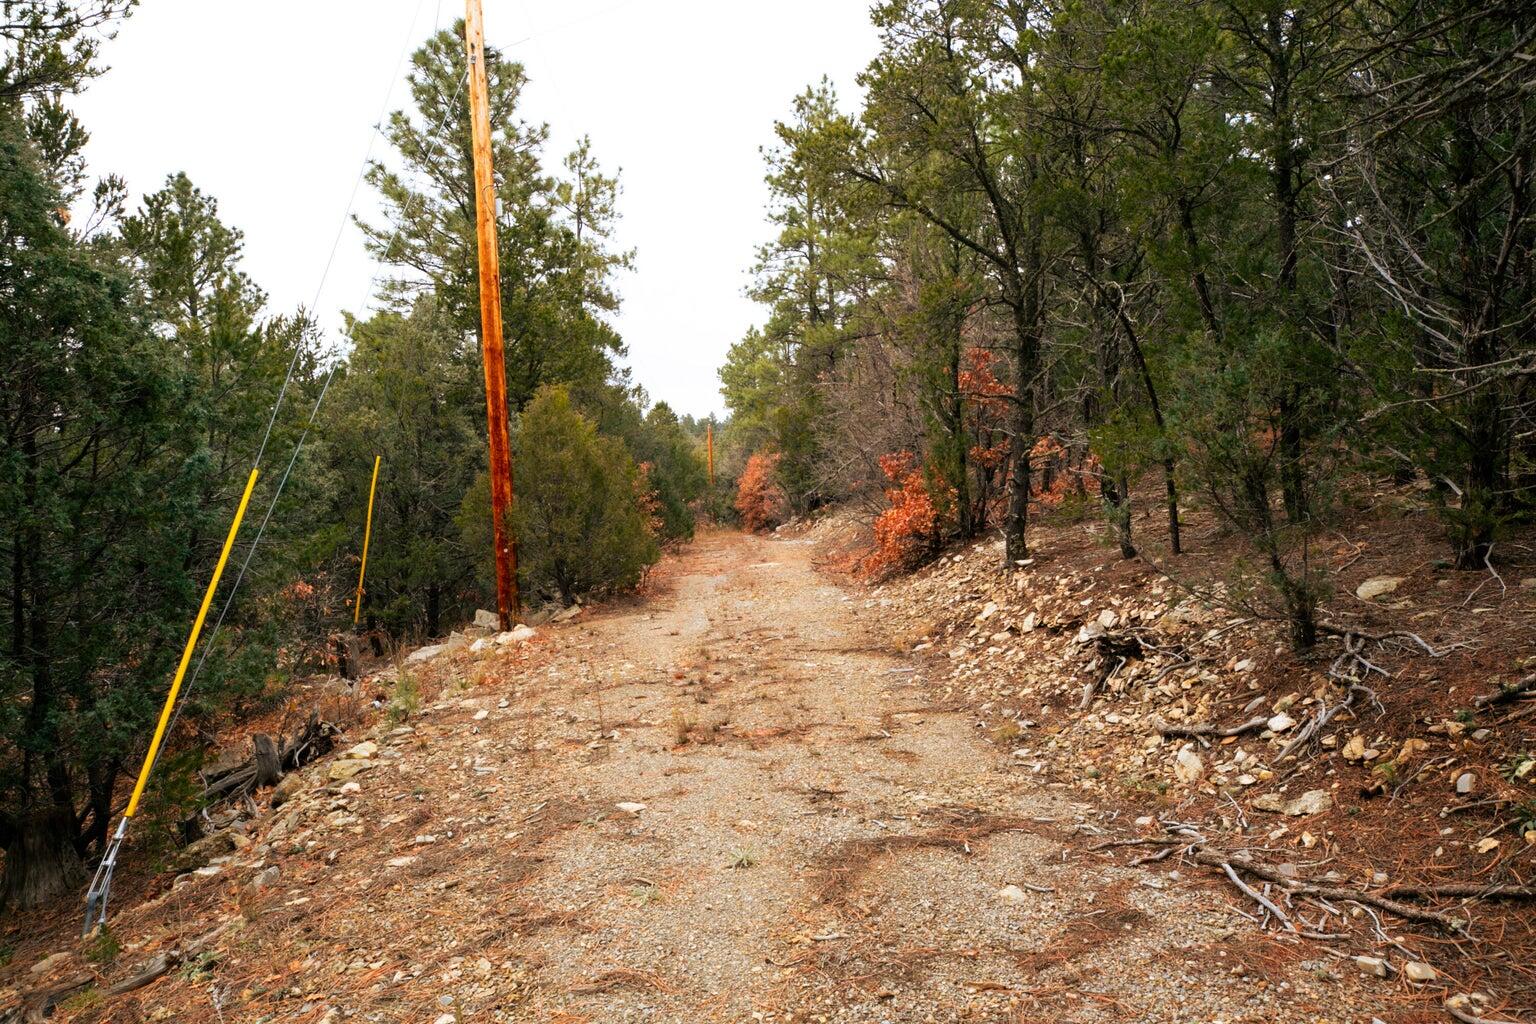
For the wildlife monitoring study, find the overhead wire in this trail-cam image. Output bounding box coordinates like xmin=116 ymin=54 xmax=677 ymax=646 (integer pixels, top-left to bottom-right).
xmin=84 ymin=0 xmax=474 ymax=935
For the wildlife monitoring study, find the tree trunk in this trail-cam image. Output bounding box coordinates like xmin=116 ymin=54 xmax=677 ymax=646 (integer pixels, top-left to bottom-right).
xmin=334 ymin=634 xmax=352 ymax=680
xmin=1 ymin=808 xmax=85 ymax=911
xmin=426 ymin=581 xmax=441 ymax=638
xmin=1001 ymin=257 xmax=1041 ymax=567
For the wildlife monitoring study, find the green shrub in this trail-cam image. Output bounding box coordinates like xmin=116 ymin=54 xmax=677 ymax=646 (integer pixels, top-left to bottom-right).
xmin=465 ymin=386 xmax=660 ymax=607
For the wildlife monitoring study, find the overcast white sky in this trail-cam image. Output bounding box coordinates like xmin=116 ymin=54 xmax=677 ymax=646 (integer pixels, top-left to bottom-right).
xmin=71 ymin=0 xmax=879 ymax=419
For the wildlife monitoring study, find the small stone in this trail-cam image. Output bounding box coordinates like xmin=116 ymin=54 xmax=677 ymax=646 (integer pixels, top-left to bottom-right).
xmin=978 ymin=602 xmax=998 ymax=622
xmin=473 ymin=609 xmax=500 ymax=629
xmin=386 ymin=856 xmax=417 ymax=868
xmin=1342 ymin=735 xmax=1368 ymax=761
xmin=1286 ymin=789 xmax=1332 ymax=815
xmin=1267 ymin=713 xmax=1297 ymax=733
xmin=1404 ymin=962 xmax=1438 ymax=984
xmin=1455 ymin=772 xmax=1476 ymax=795
xmin=996 ymin=884 xmax=1029 ymax=903
xmin=30 ymin=952 xmax=70 ymax=976
xmin=1254 ymin=789 xmax=1332 ymax=816
xmin=1356 ymin=576 xmax=1405 ymax=601
xmin=615 ymin=802 xmax=647 ymax=816
xmin=342 ymin=741 xmax=378 ymax=760
xmin=497 ymin=625 xmax=537 ymax=645
xmin=1174 ymin=747 xmax=1205 ymax=784
xmin=405 ymin=643 xmax=447 ymax=665
xmin=473 ymin=709 xmax=489 ymax=721
xmin=1355 ymin=955 xmax=1391 ymax=978
xmin=271 ymin=772 xmax=307 ymax=807
xmin=1474 ymin=837 xmax=1500 ymax=855
xmin=328 ymin=760 xmax=371 ymax=782
xmin=247 ymin=865 xmax=281 ymax=891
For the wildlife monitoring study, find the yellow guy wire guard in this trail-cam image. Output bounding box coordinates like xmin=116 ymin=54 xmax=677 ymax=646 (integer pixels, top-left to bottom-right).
xmin=354 ymin=454 xmax=382 ymax=624
xmin=123 ymin=467 xmax=260 ymax=819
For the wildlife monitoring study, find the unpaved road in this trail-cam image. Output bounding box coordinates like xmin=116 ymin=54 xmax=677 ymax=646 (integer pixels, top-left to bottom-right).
xmin=141 ymin=530 xmax=1407 ymax=1022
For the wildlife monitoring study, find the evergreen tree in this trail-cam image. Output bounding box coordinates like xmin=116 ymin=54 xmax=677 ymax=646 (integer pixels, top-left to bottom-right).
xmin=358 ymin=22 xmax=628 ymax=411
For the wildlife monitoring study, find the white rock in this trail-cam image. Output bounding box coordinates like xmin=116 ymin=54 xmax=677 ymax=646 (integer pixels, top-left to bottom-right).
xmin=977 ymin=602 xmax=998 ymax=622
xmin=386 ymin=856 xmax=417 ymax=868
xmin=1254 ymin=789 xmax=1332 ymax=816
xmin=473 ymin=709 xmax=489 ymax=721
xmin=343 ymin=741 xmax=378 ymax=760
xmin=1455 ymin=772 xmax=1476 ymax=795
xmin=497 ymin=625 xmax=538 ymax=645
xmin=405 ymin=643 xmax=447 ymax=664
xmin=30 ymin=952 xmax=70 ymax=976
xmin=615 ymin=802 xmax=647 ymax=816
xmin=996 ymin=884 xmax=1029 ymax=903
xmin=1267 ymin=713 xmax=1297 ymax=733
xmin=473 ymin=609 xmax=500 ymax=629
xmin=1174 ymin=747 xmax=1205 ymax=784
xmin=1404 ymin=962 xmax=1438 ymax=984
xmin=1355 ymin=955 xmax=1391 ymax=978
xmin=1355 ymin=576 xmax=1405 ymax=601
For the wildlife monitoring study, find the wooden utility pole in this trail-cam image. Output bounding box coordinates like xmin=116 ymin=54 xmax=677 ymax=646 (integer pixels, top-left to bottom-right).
xmin=466 ymin=0 xmax=518 ymax=629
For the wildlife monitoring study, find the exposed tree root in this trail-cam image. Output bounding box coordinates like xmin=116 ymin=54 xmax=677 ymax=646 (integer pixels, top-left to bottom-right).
xmin=1150 ymin=715 xmax=1268 ymax=745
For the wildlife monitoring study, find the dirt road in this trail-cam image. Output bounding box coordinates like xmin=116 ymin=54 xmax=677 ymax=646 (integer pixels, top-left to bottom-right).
xmin=99 ymin=530 xmax=1406 ymax=1022
xmin=334 ymin=529 xmax=1388 ymax=1024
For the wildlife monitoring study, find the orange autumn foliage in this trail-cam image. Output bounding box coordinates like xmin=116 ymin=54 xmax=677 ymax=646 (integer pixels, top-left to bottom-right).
xmin=864 ymin=451 xmax=952 ymax=575
xmin=1029 ymin=435 xmax=1102 ymax=508
xmin=735 ymin=451 xmax=787 ymax=533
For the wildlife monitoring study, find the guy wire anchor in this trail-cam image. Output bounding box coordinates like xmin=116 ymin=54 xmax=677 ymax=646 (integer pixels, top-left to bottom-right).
xmin=82 ymin=817 xmax=128 ymax=937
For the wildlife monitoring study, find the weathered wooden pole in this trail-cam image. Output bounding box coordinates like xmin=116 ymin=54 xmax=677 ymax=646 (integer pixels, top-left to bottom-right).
xmin=466 ymin=0 xmax=518 ymax=629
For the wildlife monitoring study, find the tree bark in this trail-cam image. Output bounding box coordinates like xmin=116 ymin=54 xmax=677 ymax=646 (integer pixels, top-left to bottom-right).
xmin=1 ymin=808 xmax=85 ymax=911
xmin=251 ymin=734 xmax=282 ymax=789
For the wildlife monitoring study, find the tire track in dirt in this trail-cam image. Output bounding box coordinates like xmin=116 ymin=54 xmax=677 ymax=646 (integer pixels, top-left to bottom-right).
xmin=488 ymin=530 xmax=1401 ymax=1023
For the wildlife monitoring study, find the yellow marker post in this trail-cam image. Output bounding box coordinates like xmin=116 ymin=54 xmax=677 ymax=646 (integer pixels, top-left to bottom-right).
xmin=354 ymin=455 xmax=382 ymax=625
xmin=124 ymin=467 xmax=260 ymax=819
